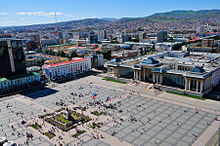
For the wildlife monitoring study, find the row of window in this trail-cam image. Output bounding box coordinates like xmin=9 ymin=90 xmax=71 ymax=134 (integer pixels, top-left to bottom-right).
xmin=47 ymin=63 xmax=90 ymax=78
xmin=0 ymin=75 xmax=40 ymax=89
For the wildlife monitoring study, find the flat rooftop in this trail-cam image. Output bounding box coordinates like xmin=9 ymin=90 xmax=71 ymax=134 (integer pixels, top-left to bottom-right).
xmin=0 ymin=72 xmax=39 ymax=82
xmin=43 ymin=58 xmax=87 ymax=69
xmin=109 ymin=51 xmax=220 ymax=74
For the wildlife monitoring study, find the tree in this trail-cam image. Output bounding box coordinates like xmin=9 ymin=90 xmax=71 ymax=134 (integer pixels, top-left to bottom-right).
xmin=70 ymin=52 xmax=78 ymax=58
xmin=44 ymin=49 xmax=49 ymax=54
xmin=37 ymin=59 xmax=45 ymax=67
xmin=172 ymin=43 xmax=182 ymax=50
xmin=168 ymin=36 xmax=174 ymax=42
xmin=102 ymin=50 xmax=112 ymax=60
xmin=60 ymin=51 xmax=65 ymax=57
xmin=48 ymin=50 xmax=54 ymax=55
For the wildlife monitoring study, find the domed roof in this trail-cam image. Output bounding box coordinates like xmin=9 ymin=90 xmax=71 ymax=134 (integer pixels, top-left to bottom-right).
xmin=141 ymin=57 xmax=159 ymax=64
xmin=191 ymin=66 xmax=205 ymax=73
xmin=109 ymin=58 xmax=121 ymax=63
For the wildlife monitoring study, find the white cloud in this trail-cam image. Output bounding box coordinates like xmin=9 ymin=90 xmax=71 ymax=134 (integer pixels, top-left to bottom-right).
xmin=0 ymin=12 xmax=8 ymax=15
xmin=16 ymin=11 xmax=73 ymax=17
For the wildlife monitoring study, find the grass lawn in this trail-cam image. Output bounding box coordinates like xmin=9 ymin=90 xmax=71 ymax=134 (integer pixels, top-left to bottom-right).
xmin=46 ymin=118 xmax=76 ymax=131
xmin=70 ymin=111 xmax=91 ymax=121
xmin=44 ymin=132 xmax=55 ymax=139
xmin=56 ymin=115 xmax=71 ymax=124
xmin=166 ymin=91 xmax=205 ymax=100
xmin=73 ymin=130 xmax=86 ymax=138
xmin=46 ymin=118 xmax=68 ymax=130
xmin=103 ymin=78 xmax=126 ymax=84
xmin=71 ymin=114 xmax=80 ymax=120
xmin=31 ymin=124 xmax=39 ymax=130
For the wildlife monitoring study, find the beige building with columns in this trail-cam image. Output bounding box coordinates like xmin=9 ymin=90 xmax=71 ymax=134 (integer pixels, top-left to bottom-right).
xmin=107 ymin=51 xmax=220 ymax=97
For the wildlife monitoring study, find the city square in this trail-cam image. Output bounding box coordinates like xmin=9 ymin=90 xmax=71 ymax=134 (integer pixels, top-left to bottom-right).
xmin=0 ymin=1 xmax=220 ymax=146
xmin=0 ymin=75 xmax=219 ymax=146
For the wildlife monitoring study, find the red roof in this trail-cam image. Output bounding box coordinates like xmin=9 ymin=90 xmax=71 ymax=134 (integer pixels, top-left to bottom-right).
xmin=43 ymin=58 xmax=87 ymax=68
xmin=189 ymin=38 xmax=199 ymax=42
xmin=208 ymin=32 xmax=219 ymax=34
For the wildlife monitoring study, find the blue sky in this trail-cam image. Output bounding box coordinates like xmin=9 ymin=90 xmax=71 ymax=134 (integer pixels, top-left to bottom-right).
xmin=0 ymin=0 xmax=219 ymax=26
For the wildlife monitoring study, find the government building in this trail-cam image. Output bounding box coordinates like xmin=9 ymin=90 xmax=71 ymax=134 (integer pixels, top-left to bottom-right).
xmin=107 ymin=51 xmax=220 ymax=97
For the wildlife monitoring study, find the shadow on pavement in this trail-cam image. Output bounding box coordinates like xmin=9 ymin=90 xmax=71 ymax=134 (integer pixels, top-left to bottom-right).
xmin=21 ymin=87 xmax=58 ymax=99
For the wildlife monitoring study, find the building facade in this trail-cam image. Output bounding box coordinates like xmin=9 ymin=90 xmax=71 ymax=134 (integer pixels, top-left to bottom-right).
xmin=42 ymin=58 xmax=91 ymax=81
xmin=157 ymin=31 xmax=168 ymax=42
xmin=107 ymin=51 xmax=220 ymax=97
xmin=0 ymin=39 xmax=27 ymax=77
xmin=84 ymin=54 xmax=104 ymax=68
xmin=89 ymin=31 xmax=98 ymax=44
xmin=202 ymin=39 xmax=214 ymax=48
xmin=0 ymin=72 xmax=41 ymax=95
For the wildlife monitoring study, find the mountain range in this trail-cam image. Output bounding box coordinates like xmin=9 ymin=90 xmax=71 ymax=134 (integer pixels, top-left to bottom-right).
xmin=1 ymin=9 xmax=220 ymax=31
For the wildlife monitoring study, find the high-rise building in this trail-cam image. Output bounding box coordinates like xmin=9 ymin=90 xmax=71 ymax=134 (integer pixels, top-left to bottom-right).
xmin=202 ymin=39 xmax=214 ymax=48
xmin=157 ymin=31 xmax=167 ymax=42
xmin=98 ymin=30 xmax=108 ymax=41
xmin=84 ymin=54 xmax=104 ymax=68
xmin=89 ymin=31 xmax=98 ymax=44
xmin=30 ymin=34 xmax=40 ymax=42
xmin=0 ymin=39 xmax=27 ymax=77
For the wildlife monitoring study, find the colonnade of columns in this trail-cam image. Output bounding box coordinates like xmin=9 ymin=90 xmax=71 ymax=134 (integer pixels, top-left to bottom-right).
xmin=185 ymin=78 xmax=203 ymax=93
xmin=153 ymin=74 xmax=163 ymax=84
xmin=134 ymin=70 xmax=141 ymax=81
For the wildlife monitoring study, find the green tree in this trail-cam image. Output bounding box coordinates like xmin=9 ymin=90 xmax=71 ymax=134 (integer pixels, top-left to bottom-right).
xmin=37 ymin=59 xmax=45 ymax=67
xmin=173 ymin=43 xmax=182 ymax=50
xmin=70 ymin=51 xmax=78 ymax=58
xmin=60 ymin=51 xmax=65 ymax=57
xmin=44 ymin=49 xmax=49 ymax=54
xmin=48 ymin=50 xmax=54 ymax=55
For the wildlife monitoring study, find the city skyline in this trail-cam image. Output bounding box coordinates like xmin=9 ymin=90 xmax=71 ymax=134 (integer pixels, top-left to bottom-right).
xmin=0 ymin=0 xmax=220 ymax=26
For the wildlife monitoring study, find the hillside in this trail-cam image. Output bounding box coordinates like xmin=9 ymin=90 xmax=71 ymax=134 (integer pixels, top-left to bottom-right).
xmin=147 ymin=9 xmax=220 ymax=22
xmin=1 ymin=9 xmax=219 ymax=31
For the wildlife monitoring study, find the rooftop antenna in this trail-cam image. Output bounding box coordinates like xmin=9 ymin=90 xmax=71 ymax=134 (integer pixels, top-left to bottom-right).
xmin=55 ymin=12 xmax=57 ymax=23
xmin=54 ymin=12 xmax=58 ymax=38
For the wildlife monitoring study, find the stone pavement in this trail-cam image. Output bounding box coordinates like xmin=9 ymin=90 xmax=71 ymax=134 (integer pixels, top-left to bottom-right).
xmin=0 ymin=75 xmax=219 ymax=146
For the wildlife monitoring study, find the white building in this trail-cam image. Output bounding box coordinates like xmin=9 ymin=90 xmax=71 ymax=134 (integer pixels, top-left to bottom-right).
xmin=42 ymin=58 xmax=91 ymax=81
xmin=84 ymin=54 xmax=104 ymax=68
xmin=155 ymin=42 xmax=182 ymax=51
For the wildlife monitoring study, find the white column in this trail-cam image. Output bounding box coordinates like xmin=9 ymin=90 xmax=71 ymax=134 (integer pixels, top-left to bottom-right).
xmin=185 ymin=78 xmax=188 ymax=90
xmin=136 ymin=71 xmax=138 ymax=80
xmin=200 ymin=80 xmax=203 ymax=93
xmin=188 ymin=79 xmax=191 ymax=91
xmin=134 ymin=71 xmax=136 ymax=80
xmin=153 ymin=74 xmax=155 ymax=83
xmin=196 ymin=80 xmax=199 ymax=92
xmin=139 ymin=71 xmax=141 ymax=81
xmin=160 ymin=75 xmax=163 ymax=84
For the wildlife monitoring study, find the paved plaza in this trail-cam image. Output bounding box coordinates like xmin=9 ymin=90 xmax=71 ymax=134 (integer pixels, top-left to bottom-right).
xmin=0 ymin=75 xmax=219 ymax=146
xmin=101 ymin=95 xmax=217 ymax=146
